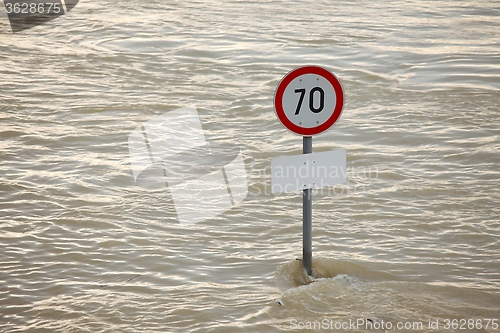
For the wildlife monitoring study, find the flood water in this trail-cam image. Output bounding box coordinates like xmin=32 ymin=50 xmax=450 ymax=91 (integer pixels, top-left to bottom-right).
xmin=0 ymin=0 xmax=499 ymax=332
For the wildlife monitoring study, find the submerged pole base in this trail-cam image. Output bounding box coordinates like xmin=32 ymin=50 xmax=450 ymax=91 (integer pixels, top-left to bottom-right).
xmin=303 ymin=249 xmax=312 ymax=276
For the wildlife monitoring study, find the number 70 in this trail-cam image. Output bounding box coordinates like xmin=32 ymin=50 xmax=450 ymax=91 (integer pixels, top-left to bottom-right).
xmin=294 ymin=87 xmax=325 ymax=115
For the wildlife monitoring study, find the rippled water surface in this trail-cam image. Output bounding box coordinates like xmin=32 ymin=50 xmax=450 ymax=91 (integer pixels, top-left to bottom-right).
xmin=1 ymin=1 xmax=499 ymax=332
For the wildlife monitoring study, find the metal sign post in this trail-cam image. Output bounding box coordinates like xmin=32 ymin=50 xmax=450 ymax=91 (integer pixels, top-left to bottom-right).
xmin=302 ymin=136 xmax=313 ymax=276
xmin=273 ymin=65 xmax=345 ymax=276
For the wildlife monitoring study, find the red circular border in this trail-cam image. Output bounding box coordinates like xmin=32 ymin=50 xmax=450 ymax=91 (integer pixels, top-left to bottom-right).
xmin=274 ymin=66 xmax=344 ymax=136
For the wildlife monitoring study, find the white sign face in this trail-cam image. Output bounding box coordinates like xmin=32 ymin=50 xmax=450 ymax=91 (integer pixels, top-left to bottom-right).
xmin=271 ymin=149 xmax=347 ymax=194
xmin=281 ymin=74 xmax=337 ymax=129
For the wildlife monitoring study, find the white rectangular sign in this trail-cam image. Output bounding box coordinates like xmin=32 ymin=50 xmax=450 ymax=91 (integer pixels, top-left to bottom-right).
xmin=271 ymin=149 xmax=347 ymax=194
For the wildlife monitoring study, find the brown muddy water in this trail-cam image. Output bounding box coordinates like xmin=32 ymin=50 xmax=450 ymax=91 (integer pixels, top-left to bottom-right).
xmin=1 ymin=0 xmax=499 ymax=332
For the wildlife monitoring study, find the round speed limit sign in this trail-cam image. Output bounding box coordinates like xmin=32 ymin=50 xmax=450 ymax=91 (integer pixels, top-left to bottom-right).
xmin=274 ymin=66 xmax=344 ymax=136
